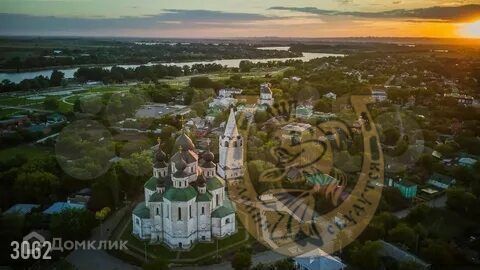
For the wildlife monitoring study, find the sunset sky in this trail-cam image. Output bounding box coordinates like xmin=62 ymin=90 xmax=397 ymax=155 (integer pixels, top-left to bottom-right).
xmin=1 ymin=0 xmax=480 ymax=38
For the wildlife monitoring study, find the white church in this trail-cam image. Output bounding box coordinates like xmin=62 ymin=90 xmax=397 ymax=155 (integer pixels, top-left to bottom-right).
xmin=132 ymin=108 xmax=243 ymax=249
xmin=257 ymin=83 xmax=274 ymax=106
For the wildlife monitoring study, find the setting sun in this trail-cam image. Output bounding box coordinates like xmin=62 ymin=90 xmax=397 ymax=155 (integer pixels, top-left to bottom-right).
xmin=459 ymin=20 xmax=480 ymax=38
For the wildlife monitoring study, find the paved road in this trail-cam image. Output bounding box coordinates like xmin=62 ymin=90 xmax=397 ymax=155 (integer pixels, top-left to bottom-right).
xmin=67 ymin=249 xmax=139 ymax=270
xmin=173 ymin=250 xmax=286 ymax=270
xmin=0 ymin=105 xmax=53 ymax=113
xmin=393 ymin=194 xmax=447 ymax=219
xmin=66 ymin=205 xmax=140 ymax=270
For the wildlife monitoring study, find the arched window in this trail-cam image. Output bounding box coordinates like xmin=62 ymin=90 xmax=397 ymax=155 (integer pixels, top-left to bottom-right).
xmin=226 ymin=218 xmax=230 ymax=224
xmin=178 ymin=207 xmax=182 ymax=220
xmin=201 ymin=206 xmax=205 ymax=215
xmin=156 ymin=207 xmax=159 ymax=216
xmin=233 ymin=141 xmax=237 ymax=147
xmin=224 ymin=141 xmax=229 ymax=147
xmin=216 ymin=194 xmax=219 ymax=207
xmin=189 ymin=205 xmax=192 ymax=219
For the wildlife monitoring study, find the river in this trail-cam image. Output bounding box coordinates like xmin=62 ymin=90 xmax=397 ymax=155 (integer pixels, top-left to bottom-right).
xmin=0 ymin=47 xmax=343 ymax=83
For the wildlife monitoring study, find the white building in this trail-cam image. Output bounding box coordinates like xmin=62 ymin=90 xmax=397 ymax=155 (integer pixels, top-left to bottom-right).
xmin=323 ymin=92 xmax=337 ymax=100
xmin=217 ymin=108 xmax=244 ymax=180
xmin=132 ymin=130 xmax=238 ymax=249
xmin=371 ymin=89 xmax=388 ymax=102
xmin=257 ymin=83 xmax=274 ymax=106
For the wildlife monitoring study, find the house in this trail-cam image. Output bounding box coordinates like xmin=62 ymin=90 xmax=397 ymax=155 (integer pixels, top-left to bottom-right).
xmin=323 ymin=92 xmax=337 ymax=100
xmin=387 ymin=178 xmax=417 ymax=199
xmin=294 ymin=248 xmax=346 ymax=270
xmin=457 ymin=153 xmax=478 ymax=168
xmin=427 ymin=173 xmax=456 ymax=190
xmin=281 ymin=122 xmax=312 ymax=144
xmin=458 ymin=157 xmax=477 ymax=168
xmin=444 ymin=93 xmax=474 ymax=106
xmin=372 ymin=89 xmax=388 ymax=102
xmin=3 ymin=204 xmax=40 ymax=216
xmin=46 ymin=113 xmax=66 ymax=124
xmin=43 ymin=202 xmax=86 ymax=215
xmin=295 ymin=104 xmax=313 ymax=119
xmin=378 ymin=240 xmax=431 ymax=270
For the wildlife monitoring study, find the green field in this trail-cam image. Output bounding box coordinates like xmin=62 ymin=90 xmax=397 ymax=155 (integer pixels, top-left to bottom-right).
xmin=0 ymin=145 xmax=53 ymax=162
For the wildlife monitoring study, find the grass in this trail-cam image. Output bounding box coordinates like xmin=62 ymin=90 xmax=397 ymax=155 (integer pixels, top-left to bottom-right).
xmin=0 ymin=145 xmax=52 ymax=162
xmin=0 ymin=108 xmax=22 ymax=118
xmin=118 ymin=218 xmax=251 ymax=264
xmin=0 ymin=97 xmax=28 ymax=106
xmin=179 ymin=226 xmax=248 ymax=258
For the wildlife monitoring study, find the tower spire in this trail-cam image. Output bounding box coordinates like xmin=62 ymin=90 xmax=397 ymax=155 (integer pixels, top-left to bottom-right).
xmin=224 ymin=108 xmax=238 ymax=137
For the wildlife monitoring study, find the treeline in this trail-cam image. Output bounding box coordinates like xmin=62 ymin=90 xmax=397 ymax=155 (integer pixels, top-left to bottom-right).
xmin=0 ymin=70 xmax=64 ymax=93
xmin=74 ymin=63 xmax=226 ymax=83
xmin=0 ymin=42 xmax=300 ymax=70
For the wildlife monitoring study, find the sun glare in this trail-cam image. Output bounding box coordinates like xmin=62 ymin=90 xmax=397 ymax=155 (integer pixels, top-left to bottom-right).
xmin=459 ymin=20 xmax=480 ymax=38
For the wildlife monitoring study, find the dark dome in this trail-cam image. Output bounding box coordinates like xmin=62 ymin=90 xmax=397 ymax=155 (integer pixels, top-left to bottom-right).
xmin=174 ymin=158 xmax=187 ymax=171
xmin=156 ymin=177 xmax=165 ymax=187
xmin=155 ymin=149 xmax=166 ymax=161
xmin=196 ymin=174 xmax=206 ymax=187
xmin=174 ymin=133 xmax=195 ymax=151
xmin=202 ymin=150 xmax=214 ymax=162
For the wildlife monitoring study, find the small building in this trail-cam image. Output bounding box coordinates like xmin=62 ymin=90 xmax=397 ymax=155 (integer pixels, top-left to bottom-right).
xmin=281 ymin=122 xmax=312 ymax=144
xmin=323 ymin=92 xmax=337 ymax=100
xmin=43 ymin=202 xmax=86 ymax=215
xmin=387 ymin=178 xmax=417 ymax=199
xmin=3 ymin=204 xmax=40 ymax=216
xmin=378 ymin=240 xmax=431 ymax=270
xmin=372 ymin=89 xmax=388 ymax=102
xmin=46 ymin=113 xmax=66 ymax=124
xmin=294 ymin=248 xmax=346 ymax=270
xmin=458 ymin=157 xmax=477 ymax=168
xmin=444 ymin=93 xmax=474 ymax=106
xmin=295 ymin=104 xmax=313 ymax=119
xmin=427 ymin=173 xmax=456 ymax=190
xmin=257 ymin=83 xmax=274 ymax=106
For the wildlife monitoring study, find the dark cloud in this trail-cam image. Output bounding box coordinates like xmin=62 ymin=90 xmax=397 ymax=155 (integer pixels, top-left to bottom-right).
xmin=0 ymin=9 xmax=278 ymax=35
xmin=270 ymin=4 xmax=480 ymax=22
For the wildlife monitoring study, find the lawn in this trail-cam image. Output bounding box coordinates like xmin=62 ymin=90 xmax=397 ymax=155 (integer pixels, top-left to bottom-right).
xmin=0 ymin=145 xmax=52 ymax=162
xmin=179 ymin=226 xmax=249 ymax=258
xmin=0 ymin=108 xmax=22 ymax=118
xmin=119 ymin=219 xmax=251 ymax=264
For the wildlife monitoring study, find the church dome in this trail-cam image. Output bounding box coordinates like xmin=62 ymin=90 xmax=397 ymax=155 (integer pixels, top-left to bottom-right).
xmin=155 ymin=148 xmax=166 ymax=161
xmin=156 ymin=177 xmax=165 ymax=187
xmin=174 ymin=158 xmax=187 ymax=171
xmin=175 ymin=133 xmax=195 ymax=151
xmin=202 ymin=149 xmax=214 ymax=162
xmin=196 ymin=174 xmax=206 ymax=187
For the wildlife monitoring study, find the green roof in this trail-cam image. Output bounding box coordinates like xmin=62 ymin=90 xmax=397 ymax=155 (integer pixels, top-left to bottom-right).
xmin=306 ymin=173 xmax=335 ymax=186
xmin=429 ymin=173 xmax=455 ymax=185
xmin=207 ymin=176 xmax=224 ymax=191
xmin=133 ymin=202 xmax=150 ymax=219
xmin=212 ymin=205 xmax=234 ymax=218
xmin=144 ymin=176 xmax=158 ymax=191
xmin=149 ymin=192 xmax=163 ymax=202
xmin=196 ymin=191 xmax=213 ymax=202
xmin=163 ymin=186 xmax=197 ymax=202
